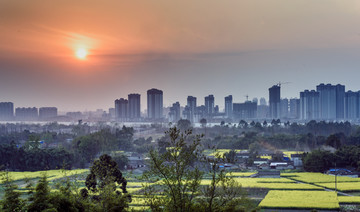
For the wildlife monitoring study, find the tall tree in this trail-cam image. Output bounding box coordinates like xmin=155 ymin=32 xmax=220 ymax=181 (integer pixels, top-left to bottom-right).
xmin=0 ymin=172 xmax=25 ymax=212
xmin=27 ymin=174 xmax=54 ymax=212
xmin=143 ymin=127 xmax=203 ymax=212
xmin=83 ymin=154 xmax=130 ymax=211
xmin=199 ymin=152 xmax=256 ymax=212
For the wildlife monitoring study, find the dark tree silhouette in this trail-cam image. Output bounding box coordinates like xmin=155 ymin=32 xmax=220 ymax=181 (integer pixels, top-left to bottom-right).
xmin=85 ymin=154 xmax=127 ymax=194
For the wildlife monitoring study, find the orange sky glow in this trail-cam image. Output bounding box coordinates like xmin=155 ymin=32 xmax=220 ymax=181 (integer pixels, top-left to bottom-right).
xmin=2 ymin=0 xmax=360 ymax=111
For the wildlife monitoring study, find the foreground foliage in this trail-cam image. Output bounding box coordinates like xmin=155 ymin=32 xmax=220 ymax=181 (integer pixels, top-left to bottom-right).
xmin=143 ymin=127 xmax=256 ymax=212
xmin=143 ymin=128 xmax=203 ymax=211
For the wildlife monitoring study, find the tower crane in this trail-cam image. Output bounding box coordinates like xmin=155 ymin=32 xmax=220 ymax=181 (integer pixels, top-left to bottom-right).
xmin=277 ymin=81 xmax=291 ymax=87
xmin=244 ymin=95 xmax=249 ymax=101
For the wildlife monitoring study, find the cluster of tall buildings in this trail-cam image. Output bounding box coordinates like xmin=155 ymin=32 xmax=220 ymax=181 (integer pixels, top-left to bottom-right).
xmin=2 ymin=83 xmax=360 ymax=123
xmin=0 ymin=102 xmax=58 ymax=121
xmin=300 ymin=83 xmax=360 ymax=121
xmin=268 ymin=85 xmax=300 ymax=120
xmin=115 ymin=94 xmax=141 ymax=121
xmin=114 ymin=89 xmax=163 ymax=121
xmin=182 ymin=95 xmax=221 ymax=123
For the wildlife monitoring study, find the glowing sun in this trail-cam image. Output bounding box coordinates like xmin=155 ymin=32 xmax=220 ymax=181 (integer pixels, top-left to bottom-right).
xmin=75 ymin=48 xmax=88 ymax=60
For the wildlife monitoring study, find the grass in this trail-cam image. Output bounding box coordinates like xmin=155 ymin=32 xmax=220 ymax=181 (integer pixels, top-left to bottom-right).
xmin=259 ymin=190 xmax=339 ymax=210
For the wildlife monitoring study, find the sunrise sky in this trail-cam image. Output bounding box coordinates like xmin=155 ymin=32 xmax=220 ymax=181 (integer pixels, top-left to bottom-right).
xmin=2 ymin=0 xmax=360 ymax=111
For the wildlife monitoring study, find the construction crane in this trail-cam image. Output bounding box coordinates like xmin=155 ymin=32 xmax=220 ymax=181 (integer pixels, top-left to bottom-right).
xmin=244 ymin=95 xmax=249 ymax=101
xmin=276 ymin=81 xmax=291 ymax=87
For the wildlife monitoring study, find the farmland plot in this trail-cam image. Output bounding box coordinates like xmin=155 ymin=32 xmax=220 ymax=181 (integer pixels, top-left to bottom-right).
xmin=259 ymin=190 xmax=339 ymax=210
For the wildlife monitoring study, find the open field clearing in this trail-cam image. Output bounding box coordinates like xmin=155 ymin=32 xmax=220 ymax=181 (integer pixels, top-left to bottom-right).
xmin=314 ymin=182 xmax=360 ymax=192
xmin=226 ymin=172 xmax=256 ymax=177
xmin=2 ymin=169 xmax=89 ymax=183
xmin=259 ymin=155 xmax=272 ymax=159
xmin=259 ymin=190 xmax=339 ymax=210
xmin=338 ymin=196 xmax=360 ymax=204
xmin=203 ymin=149 xmax=244 ymax=157
xmin=201 ymin=177 xmax=323 ymax=190
xmin=282 ymin=172 xmax=360 ymax=183
xmin=282 ymin=151 xmax=304 ymax=158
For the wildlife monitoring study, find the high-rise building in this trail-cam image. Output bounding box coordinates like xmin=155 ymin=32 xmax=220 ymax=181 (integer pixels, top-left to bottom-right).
xmin=344 ymin=91 xmax=359 ymax=120
xmin=252 ymin=98 xmax=258 ymax=105
xmin=205 ymin=95 xmax=215 ymax=116
xmin=289 ymin=98 xmax=300 ymax=119
xmin=15 ymin=107 xmax=38 ymax=121
xmin=316 ymin=83 xmax=345 ymax=120
xmin=233 ymin=101 xmax=257 ymax=120
xmin=66 ymin=112 xmax=83 ymax=120
xmin=39 ymin=107 xmax=57 ymax=120
xmin=108 ymin=108 xmax=115 ymax=119
xmin=115 ymin=98 xmax=128 ymax=120
xmin=186 ymin=96 xmax=197 ymax=123
xmin=259 ymin=97 xmax=267 ymax=106
xmin=147 ymin=88 xmax=163 ymax=119
xmin=214 ymin=105 xmax=219 ymax=113
xmin=269 ymin=85 xmax=281 ymax=119
xmin=0 ymin=102 xmax=14 ymax=121
xmin=300 ymin=90 xmax=320 ymax=120
xmin=336 ymin=84 xmax=345 ymax=119
xmin=195 ymin=105 xmax=206 ymax=122
xmin=169 ymin=102 xmax=181 ymax=123
xmin=183 ymin=106 xmax=191 ymax=121
xmin=128 ymin=94 xmax=141 ymax=120
xmin=280 ymin=98 xmax=289 ymax=119
xmin=257 ymin=105 xmax=269 ymax=119
xmin=224 ymin=95 xmax=233 ymax=118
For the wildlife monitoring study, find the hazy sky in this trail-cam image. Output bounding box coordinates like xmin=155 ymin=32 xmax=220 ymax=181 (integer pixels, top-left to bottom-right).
xmin=2 ymin=0 xmax=360 ymax=111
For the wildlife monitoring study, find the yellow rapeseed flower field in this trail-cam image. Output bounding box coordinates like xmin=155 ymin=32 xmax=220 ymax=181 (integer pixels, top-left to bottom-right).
xmin=314 ymin=182 xmax=360 ymax=192
xmin=201 ymin=178 xmax=322 ymax=190
xmin=338 ymin=196 xmax=360 ymax=204
xmin=226 ymin=172 xmax=256 ymax=177
xmin=282 ymin=172 xmax=360 ymax=183
xmin=282 ymin=151 xmax=304 ymax=159
xmin=2 ymin=169 xmax=88 ymax=183
xmin=259 ymin=190 xmax=339 ymax=209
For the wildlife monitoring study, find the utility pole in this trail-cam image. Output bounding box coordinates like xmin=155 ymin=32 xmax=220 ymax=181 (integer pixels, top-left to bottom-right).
xmin=335 ymin=162 xmax=337 ymax=193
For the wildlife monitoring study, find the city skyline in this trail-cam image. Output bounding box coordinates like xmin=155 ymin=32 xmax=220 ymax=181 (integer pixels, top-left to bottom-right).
xmin=4 ymin=82 xmax=360 ymax=122
xmin=2 ymin=82 xmax=360 ymax=113
xmin=2 ymin=1 xmax=360 ymax=111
